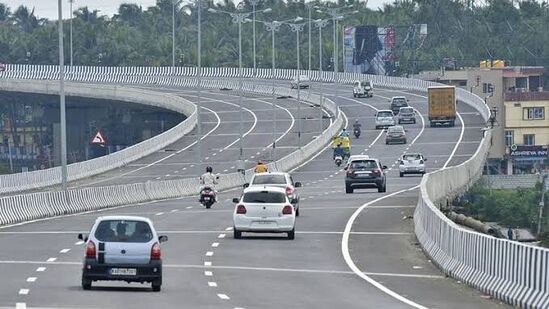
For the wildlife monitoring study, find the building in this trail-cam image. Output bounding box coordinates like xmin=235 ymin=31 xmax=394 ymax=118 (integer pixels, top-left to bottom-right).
xmin=418 ymin=64 xmax=548 ymax=175
xmin=466 ymin=66 xmax=548 ymax=175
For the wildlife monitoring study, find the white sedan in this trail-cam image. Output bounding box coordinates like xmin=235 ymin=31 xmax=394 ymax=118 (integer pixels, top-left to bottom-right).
xmin=290 ymin=75 xmax=310 ymax=89
xmin=232 ymin=186 xmax=296 ymax=239
xmin=398 ymin=153 xmax=427 ymax=177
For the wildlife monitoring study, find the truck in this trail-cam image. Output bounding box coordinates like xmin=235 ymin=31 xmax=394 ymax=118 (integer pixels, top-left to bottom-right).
xmin=428 ymin=86 xmax=456 ymax=127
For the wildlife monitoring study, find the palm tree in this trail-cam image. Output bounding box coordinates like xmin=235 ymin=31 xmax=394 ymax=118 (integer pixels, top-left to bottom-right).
xmin=11 ymin=6 xmax=44 ymax=33
xmin=0 ymin=4 xmax=10 ymax=22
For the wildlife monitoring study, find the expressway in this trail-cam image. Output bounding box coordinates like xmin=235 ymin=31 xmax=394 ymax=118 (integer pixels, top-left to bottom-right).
xmin=0 ymin=82 xmax=510 ymax=309
xmin=67 ymin=85 xmax=331 ymax=188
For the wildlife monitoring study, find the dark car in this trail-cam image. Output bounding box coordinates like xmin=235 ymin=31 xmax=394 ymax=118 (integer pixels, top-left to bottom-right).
xmin=344 ymin=158 xmax=387 ymax=193
xmin=390 ymin=96 xmax=409 ymax=115
xmin=385 ymin=125 xmax=407 ymax=144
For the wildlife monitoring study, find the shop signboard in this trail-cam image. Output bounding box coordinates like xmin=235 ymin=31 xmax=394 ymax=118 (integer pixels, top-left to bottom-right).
xmin=510 ymin=145 xmax=548 ymax=161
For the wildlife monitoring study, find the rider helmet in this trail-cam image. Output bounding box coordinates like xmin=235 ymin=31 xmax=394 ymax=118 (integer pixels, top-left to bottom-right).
xmin=206 ymin=166 xmax=213 ymax=173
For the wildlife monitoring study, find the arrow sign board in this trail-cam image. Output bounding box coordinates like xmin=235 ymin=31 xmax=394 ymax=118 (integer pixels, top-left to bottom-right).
xmin=90 ymin=130 xmax=106 ymax=145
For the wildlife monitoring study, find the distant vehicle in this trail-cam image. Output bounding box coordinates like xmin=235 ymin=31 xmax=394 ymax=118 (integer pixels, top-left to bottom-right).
xmin=397 ymin=106 xmax=417 ymax=124
xmin=244 ymin=172 xmax=302 ymax=216
xmin=291 ymin=75 xmax=310 ymax=89
xmin=385 ymin=125 xmax=407 ymax=144
xmin=428 ymin=86 xmax=456 ymax=127
xmin=353 ymin=80 xmax=373 ymax=98
xmin=398 ymin=153 xmax=427 ymax=177
xmin=389 ymin=96 xmax=409 ymax=115
xmin=232 ymin=186 xmax=296 ymax=239
xmin=375 ymin=110 xmax=395 ymax=129
xmin=78 ymin=216 xmax=168 ymax=292
xmin=344 ymin=157 xmax=387 ymax=193
xmin=0 ymin=63 xmax=6 ymax=72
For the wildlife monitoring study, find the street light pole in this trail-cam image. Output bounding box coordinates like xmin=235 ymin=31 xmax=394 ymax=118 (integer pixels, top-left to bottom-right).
xmin=251 ymin=0 xmax=260 ymax=77
xmin=264 ymin=21 xmax=281 ymax=160
xmin=315 ymin=19 xmax=329 ymax=133
xmin=69 ymin=0 xmax=74 ymax=67
xmin=288 ymin=22 xmax=306 ymax=148
xmin=209 ymin=7 xmax=271 ymax=161
xmin=172 ymin=0 xmax=176 ymax=68
xmin=196 ymin=0 xmax=203 ymax=170
xmin=538 ymin=174 xmax=548 ymax=235
xmin=306 ymin=3 xmax=314 ymax=72
xmin=57 ymin=0 xmax=68 ymax=191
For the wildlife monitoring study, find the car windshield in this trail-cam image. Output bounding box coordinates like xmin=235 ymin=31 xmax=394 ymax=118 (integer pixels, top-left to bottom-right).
xmin=392 ymin=99 xmax=407 ymax=106
xmin=252 ymin=175 xmax=286 ymax=185
xmin=403 ymin=154 xmax=421 ymax=161
xmin=378 ymin=111 xmax=393 ymax=117
xmin=350 ymin=160 xmax=377 ymax=169
xmin=243 ymin=191 xmax=287 ymax=203
xmin=95 ymin=220 xmax=153 ymax=243
xmin=388 ymin=127 xmax=404 ymax=133
xmin=400 ymin=107 xmax=414 ymax=114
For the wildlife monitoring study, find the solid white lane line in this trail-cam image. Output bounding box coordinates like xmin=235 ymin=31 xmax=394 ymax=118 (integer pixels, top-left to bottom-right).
xmin=18 ymin=289 xmax=29 ymax=295
xmin=206 ymin=251 xmax=214 ymax=257
xmin=217 ymin=294 xmax=230 ymax=300
xmin=59 ymin=249 xmax=70 ymax=254
xmin=208 ymin=282 xmax=218 ymax=287
xmin=443 ymin=111 xmax=465 ymax=169
xmin=204 ymin=261 xmax=212 ymax=266
xmin=26 ymin=277 xmax=37 ymax=283
xmin=36 ymin=267 xmax=46 ymax=272
xmin=212 ymin=242 xmax=220 ymax=247
xmin=218 ymin=234 xmax=226 ymax=239
xmin=46 ymin=258 xmax=56 ymax=262
xmin=205 ymin=271 xmax=213 ymax=276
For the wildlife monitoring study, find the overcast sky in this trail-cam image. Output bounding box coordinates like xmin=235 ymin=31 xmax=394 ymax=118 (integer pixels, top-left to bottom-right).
xmin=0 ymin=0 xmax=390 ymax=20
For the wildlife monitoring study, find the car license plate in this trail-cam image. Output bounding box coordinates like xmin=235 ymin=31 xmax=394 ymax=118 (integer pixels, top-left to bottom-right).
xmin=204 ymin=197 xmax=210 ymax=201
xmin=110 ymin=268 xmax=137 ymax=276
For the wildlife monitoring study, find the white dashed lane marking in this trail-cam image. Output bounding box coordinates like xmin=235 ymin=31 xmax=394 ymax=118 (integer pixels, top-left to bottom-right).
xmin=204 ymin=261 xmax=212 ymax=266
xmin=217 ymin=294 xmax=230 ymax=300
xmin=46 ymin=258 xmax=56 ymax=262
xmin=18 ymin=289 xmax=29 ymax=295
xmin=155 ymin=212 xmax=164 ymax=216
xmin=212 ymin=242 xmax=220 ymax=248
xmin=218 ymin=234 xmax=226 ymax=239
xmin=36 ymin=267 xmax=46 ymax=272
xmin=206 ymin=251 xmax=214 ymax=257
xmin=208 ymin=282 xmax=218 ymax=287
xmin=16 ymin=303 xmax=26 ymax=309
xmin=26 ymin=277 xmax=36 ymax=283
xmin=225 ymin=227 xmax=233 ymax=231
xmin=75 ymin=241 xmax=84 ymax=245
xmin=204 ymin=271 xmax=213 ymax=276
xmin=186 ymin=206 xmax=193 ymax=209
xmin=59 ymin=249 xmax=70 ymax=254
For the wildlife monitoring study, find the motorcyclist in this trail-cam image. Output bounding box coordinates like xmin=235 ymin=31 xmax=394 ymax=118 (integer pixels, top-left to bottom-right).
xmin=200 ymin=166 xmax=218 ymax=202
xmin=333 ymin=143 xmax=344 ymax=160
xmin=353 ymin=119 xmax=362 ymax=131
xmin=254 ymin=161 xmax=268 ymax=173
xmin=339 ymin=128 xmax=349 ymax=138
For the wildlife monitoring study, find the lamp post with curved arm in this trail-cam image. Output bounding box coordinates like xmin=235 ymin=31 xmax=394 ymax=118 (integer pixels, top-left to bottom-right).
xmin=315 ymin=18 xmax=329 ymax=133
xmin=209 ymin=7 xmax=271 ymax=161
xmin=286 ymin=20 xmax=306 ymax=148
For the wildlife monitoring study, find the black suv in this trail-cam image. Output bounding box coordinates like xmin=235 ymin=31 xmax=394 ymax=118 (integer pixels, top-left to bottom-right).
xmin=390 ymin=96 xmax=409 ymax=115
xmin=344 ymin=158 xmax=387 ymax=193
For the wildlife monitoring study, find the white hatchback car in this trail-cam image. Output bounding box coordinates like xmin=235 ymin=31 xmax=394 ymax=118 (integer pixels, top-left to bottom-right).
xmin=78 ymin=216 xmax=168 ymax=291
xmin=245 ymin=172 xmax=302 ymax=216
xmin=291 ymin=75 xmax=310 ymax=89
xmin=232 ymin=186 xmax=296 ymax=240
xmin=375 ymin=110 xmax=395 ymax=129
xmin=398 ymin=153 xmax=427 ymax=177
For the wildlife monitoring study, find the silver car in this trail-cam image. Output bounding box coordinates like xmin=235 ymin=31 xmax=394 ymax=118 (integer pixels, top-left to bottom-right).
xmin=397 ymin=106 xmax=417 ymax=124
xmin=385 ymin=125 xmax=407 ymax=144
xmin=375 ymin=110 xmax=395 ymax=129
xmin=244 ymin=172 xmax=302 ymax=216
xmin=398 ymin=153 xmax=426 ymax=177
xmin=291 ymin=75 xmax=310 ymax=89
xmin=78 ymin=216 xmax=168 ymax=291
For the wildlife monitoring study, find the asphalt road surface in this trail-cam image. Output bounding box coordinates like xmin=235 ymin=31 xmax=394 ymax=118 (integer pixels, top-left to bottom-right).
xmin=0 ymin=82 xmax=510 ymax=309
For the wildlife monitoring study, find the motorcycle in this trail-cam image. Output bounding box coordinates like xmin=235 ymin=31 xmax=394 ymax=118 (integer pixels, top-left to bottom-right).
xmin=199 ymin=186 xmax=216 ymax=209
xmin=354 ymin=128 xmax=361 ymax=139
xmin=334 ymin=155 xmax=343 ymax=167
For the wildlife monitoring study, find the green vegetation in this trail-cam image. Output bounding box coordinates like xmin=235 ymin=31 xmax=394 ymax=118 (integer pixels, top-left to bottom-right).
xmin=0 ymin=0 xmax=548 ymax=74
xmin=462 ymin=181 xmax=546 ymax=231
